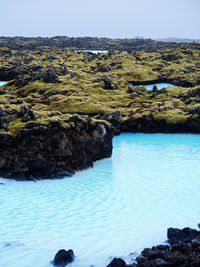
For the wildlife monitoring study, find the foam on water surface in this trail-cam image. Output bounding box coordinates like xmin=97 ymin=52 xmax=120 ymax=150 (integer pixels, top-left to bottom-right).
xmin=0 ymin=133 xmax=200 ymax=267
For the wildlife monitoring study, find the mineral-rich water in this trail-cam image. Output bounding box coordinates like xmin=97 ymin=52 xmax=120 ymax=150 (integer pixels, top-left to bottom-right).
xmin=145 ymin=83 xmax=176 ymax=90
xmin=1 ymin=133 xmax=200 ymax=267
xmin=0 ymin=81 xmax=7 ymax=86
xmin=76 ymin=50 xmax=108 ymax=54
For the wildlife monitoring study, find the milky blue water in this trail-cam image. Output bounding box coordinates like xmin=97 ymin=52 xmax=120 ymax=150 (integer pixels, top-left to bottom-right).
xmin=77 ymin=50 xmax=127 ymax=54
xmin=1 ymin=133 xmax=200 ymax=267
xmin=145 ymin=83 xmax=176 ymax=90
xmin=76 ymin=50 xmax=108 ymax=54
xmin=0 ymin=81 xmax=7 ymax=86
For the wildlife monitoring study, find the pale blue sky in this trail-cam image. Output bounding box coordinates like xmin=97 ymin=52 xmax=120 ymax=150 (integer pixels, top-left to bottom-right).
xmin=1 ymin=0 xmax=200 ymax=38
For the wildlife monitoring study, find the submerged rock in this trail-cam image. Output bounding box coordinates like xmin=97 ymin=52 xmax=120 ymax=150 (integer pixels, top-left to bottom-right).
xmin=52 ymin=249 xmax=75 ymax=267
xmin=107 ymin=258 xmax=126 ymax=267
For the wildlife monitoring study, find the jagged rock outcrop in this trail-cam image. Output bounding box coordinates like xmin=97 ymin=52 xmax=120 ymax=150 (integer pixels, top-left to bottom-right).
xmin=167 ymin=227 xmax=200 ymax=245
xmin=97 ymin=110 xmax=122 ymax=135
xmin=0 ymin=117 xmax=113 ymax=179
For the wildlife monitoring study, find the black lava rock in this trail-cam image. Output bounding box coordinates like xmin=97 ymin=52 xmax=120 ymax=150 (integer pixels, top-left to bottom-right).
xmin=97 ymin=110 xmax=122 ymax=135
xmin=107 ymin=257 xmax=126 ymax=267
xmin=0 ymin=107 xmax=10 ymax=129
xmin=167 ymin=227 xmax=200 ymax=245
xmin=42 ymin=66 xmax=59 ymax=83
xmin=16 ymin=75 xmax=30 ymax=88
xmin=134 ymin=225 xmax=200 ymax=266
xmin=18 ymin=106 xmax=36 ymax=122
xmin=94 ymin=75 xmax=118 ymax=90
xmin=52 ymin=249 xmax=75 ymax=267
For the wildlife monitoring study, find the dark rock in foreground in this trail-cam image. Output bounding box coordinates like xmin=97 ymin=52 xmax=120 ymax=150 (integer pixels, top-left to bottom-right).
xmin=107 ymin=225 xmax=200 ymax=267
xmin=136 ymin=239 xmax=200 ymax=266
xmin=52 ymin=249 xmax=74 ymax=267
xmin=167 ymin=227 xmax=200 ymax=245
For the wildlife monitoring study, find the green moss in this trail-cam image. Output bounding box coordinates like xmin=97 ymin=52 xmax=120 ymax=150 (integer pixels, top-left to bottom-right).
xmin=7 ymin=119 xmax=27 ymax=136
xmin=0 ymin=46 xmax=200 ymax=134
xmin=90 ymin=119 xmax=111 ymax=127
xmin=153 ymin=108 xmax=190 ymax=124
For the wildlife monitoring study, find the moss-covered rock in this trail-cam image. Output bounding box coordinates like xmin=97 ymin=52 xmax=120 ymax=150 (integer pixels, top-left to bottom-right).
xmin=0 ymin=44 xmax=200 ymax=178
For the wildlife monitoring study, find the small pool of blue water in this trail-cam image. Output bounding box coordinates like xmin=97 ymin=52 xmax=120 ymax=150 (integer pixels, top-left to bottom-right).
xmin=0 ymin=81 xmax=8 ymax=86
xmin=76 ymin=50 xmax=108 ymax=54
xmin=1 ymin=133 xmax=200 ymax=267
xmin=145 ymin=83 xmax=176 ymax=90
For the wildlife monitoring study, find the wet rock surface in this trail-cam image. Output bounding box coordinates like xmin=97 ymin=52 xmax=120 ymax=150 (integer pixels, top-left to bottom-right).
xmin=106 ymin=258 xmax=127 ymax=267
xmin=52 ymin=249 xmax=75 ymax=267
xmin=167 ymin=227 xmax=200 ymax=245
xmin=106 ymin=226 xmax=200 ymax=267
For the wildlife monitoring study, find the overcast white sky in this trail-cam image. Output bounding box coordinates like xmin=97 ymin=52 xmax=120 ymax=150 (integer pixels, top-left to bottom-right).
xmin=1 ymin=0 xmax=200 ymax=38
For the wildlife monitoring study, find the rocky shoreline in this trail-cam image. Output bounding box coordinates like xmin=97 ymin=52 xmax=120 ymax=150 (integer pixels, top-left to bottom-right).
xmin=106 ymin=225 xmax=200 ymax=267
xmin=50 ymin=225 xmax=200 ymax=266
xmin=121 ymin=115 xmax=200 ymax=134
xmin=0 ymin=117 xmax=113 ymax=179
xmin=1 ymin=109 xmax=200 ymax=180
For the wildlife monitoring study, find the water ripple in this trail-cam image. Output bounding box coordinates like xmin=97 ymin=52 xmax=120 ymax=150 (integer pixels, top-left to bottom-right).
xmin=1 ymin=133 xmax=200 ymax=266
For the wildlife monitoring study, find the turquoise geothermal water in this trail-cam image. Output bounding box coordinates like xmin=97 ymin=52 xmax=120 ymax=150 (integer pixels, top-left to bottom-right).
xmin=1 ymin=133 xmax=200 ymax=267
xmin=76 ymin=50 xmax=108 ymax=54
xmin=0 ymin=81 xmax=7 ymax=86
xmin=145 ymin=83 xmax=176 ymax=90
